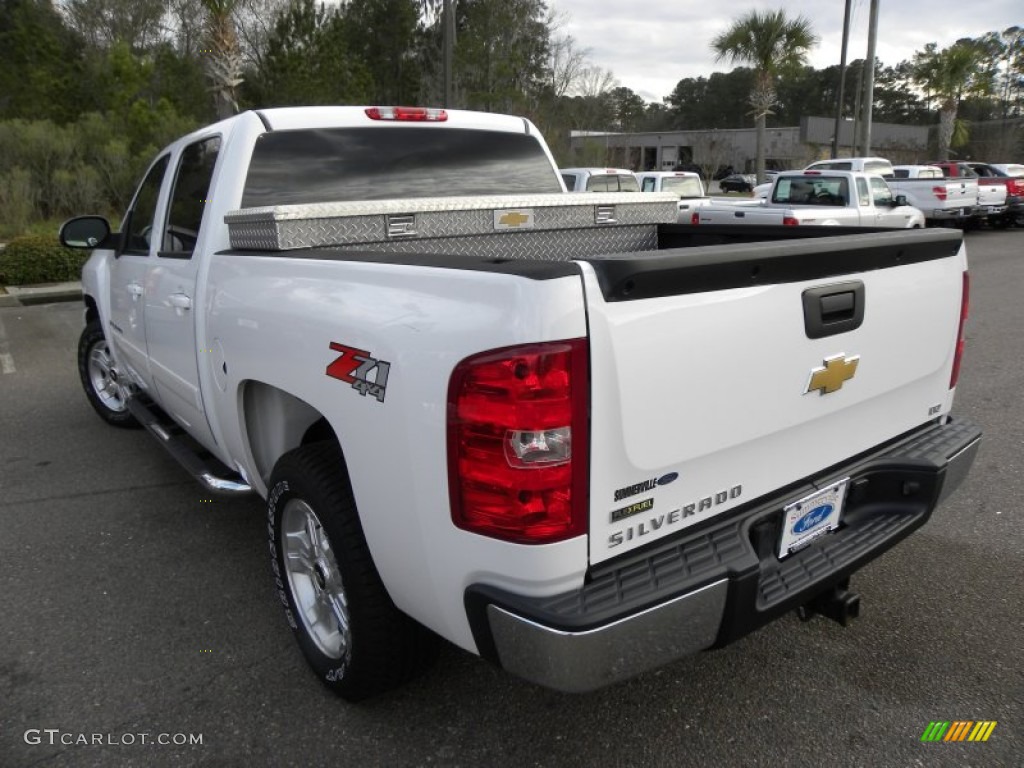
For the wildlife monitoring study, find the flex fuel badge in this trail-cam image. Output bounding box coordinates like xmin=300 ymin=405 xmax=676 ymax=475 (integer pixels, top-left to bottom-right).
xmin=326 ymin=342 xmax=391 ymax=402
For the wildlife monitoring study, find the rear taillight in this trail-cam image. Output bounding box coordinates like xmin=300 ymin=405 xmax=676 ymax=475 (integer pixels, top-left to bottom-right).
xmin=448 ymin=340 xmax=589 ymax=544
xmin=950 ymin=272 xmax=970 ymax=388
xmin=1008 ymin=178 xmax=1024 ymax=196
xmin=365 ymin=106 xmax=448 ymax=122
xmin=783 ymin=216 xmax=799 ymax=226
xmin=691 ymin=211 xmax=700 ymax=225
xmin=933 ymin=186 xmax=948 ymax=201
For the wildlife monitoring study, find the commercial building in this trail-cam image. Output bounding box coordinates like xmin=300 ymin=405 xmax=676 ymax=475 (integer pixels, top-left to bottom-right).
xmin=570 ymin=116 xmax=930 ymax=173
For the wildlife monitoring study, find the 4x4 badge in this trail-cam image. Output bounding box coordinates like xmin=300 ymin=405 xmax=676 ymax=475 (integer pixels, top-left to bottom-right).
xmin=326 ymin=342 xmax=390 ymax=403
xmin=805 ymin=354 xmax=859 ymax=395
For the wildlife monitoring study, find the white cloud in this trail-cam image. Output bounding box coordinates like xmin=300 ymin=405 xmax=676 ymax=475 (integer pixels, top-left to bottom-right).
xmin=550 ymin=0 xmax=1023 ymax=102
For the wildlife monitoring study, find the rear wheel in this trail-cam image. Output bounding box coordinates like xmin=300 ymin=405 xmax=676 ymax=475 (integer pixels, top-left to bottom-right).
xmin=77 ymin=320 xmax=139 ymax=428
xmin=267 ymin=441 xmax=437 ymax=700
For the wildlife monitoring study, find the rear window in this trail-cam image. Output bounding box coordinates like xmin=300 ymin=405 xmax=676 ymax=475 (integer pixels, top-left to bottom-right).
xmin=585 ymin=175 xmax=639 ymax=192
xmin=864 ymin=160 xmax=894 ymax=177
xmin=659 ymin=176 xmax=703 ymax=198
xmin=773 ymin=176 xmax=849 ymax=206
xmin=241 ymin=127 xmax=562 ymax=207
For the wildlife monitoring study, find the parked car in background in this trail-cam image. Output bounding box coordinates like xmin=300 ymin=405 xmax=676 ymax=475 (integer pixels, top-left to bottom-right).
xmin=893 ymin=165 xmax=944 ymax=179
xmin=889 ymin=165 xmax=978 ymax=227
xmin=635 ymin=171 xmax=708 ymax=221
xmin=990 ymin=163 xmax=1024 ymax=177
xmin=693 ymin=170 xmax=925 ymax=228
xmin=805 ymin=157 xmax=895 ymax=177
xmin=719 ymin=173 xmax=756 ymax=193
xmin=929 ymin=161 xmax=1018 ymax=227
xmin=560 ymin=167 xmax=640 ymax=193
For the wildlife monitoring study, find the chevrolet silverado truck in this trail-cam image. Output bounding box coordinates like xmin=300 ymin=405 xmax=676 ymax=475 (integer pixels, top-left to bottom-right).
xmin=692 ymin=170 xmax=925 ymax=228
xmin=61 ymin=106 xmax=980 ymax=700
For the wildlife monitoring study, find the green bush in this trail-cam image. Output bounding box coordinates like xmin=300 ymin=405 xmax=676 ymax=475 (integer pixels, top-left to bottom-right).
xmin=0 ymin=234 xmax=89 ymax=285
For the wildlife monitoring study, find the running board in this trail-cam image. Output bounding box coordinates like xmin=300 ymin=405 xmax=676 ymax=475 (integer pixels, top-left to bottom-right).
xmin=127 ymin=397 xmax=253 ymax=496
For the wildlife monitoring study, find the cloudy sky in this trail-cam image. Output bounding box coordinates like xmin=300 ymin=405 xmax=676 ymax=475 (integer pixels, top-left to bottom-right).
xmin=550 ymin=0 xmax=1022 ymax=103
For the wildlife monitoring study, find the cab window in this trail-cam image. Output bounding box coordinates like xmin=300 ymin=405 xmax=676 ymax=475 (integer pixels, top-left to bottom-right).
xmin=869 ymin=176 xmax=892 ymax=206
xmin=123 ymin=155 xmax=170 ymax=255
xmin=163 ymin=137 xmax=221 ymax=257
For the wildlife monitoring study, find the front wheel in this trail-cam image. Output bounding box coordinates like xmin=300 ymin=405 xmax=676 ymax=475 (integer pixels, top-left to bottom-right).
xmin=267 ymin=441 xmax=437 ymax=700
xmin=77 ymin=320 xmax=139 ymax=428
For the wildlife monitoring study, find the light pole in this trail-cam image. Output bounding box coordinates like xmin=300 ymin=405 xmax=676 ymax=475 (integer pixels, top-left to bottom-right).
xmin=443 ymin=0 xmax=454 ymax=108
xmin=860 ymin=0 xmax=880 ymax=155
xmin=831 ymin=0 xmax=853 ymax=158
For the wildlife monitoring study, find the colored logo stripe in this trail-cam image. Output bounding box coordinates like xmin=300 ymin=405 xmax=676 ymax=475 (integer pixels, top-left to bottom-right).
xmin=944 ymin=721 xmax=972 ymax=741
xmin=920 ymin=721 xmax=996 ymax=742
xmin=969 ymin=721 xmax=997 ymax=742
xmin=921 ymin=722 xmax=949 ymax=742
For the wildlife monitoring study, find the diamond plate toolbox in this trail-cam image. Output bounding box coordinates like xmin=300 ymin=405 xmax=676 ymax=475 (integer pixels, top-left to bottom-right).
xmin=224 ymin=193 xmax=679 ymax=253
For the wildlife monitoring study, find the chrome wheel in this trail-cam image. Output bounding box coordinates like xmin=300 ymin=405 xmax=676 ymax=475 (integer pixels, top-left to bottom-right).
xmin=87 ymin=340 xmax=129 ymax=413
xmin=282 ymin=499 xmax=351 ymax=660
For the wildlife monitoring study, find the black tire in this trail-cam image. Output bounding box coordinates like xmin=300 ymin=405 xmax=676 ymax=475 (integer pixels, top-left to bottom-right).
xmin=77 ymin=320 xmax=140 ymax=428
xmin=267 ymin=441 xmax=437 ymax=700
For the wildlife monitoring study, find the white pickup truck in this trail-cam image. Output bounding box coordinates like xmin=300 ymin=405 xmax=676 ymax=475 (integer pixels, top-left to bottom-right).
xmin=636 ymin=170 xmax=709 ymax=221
xmin=804 ymin=158 xmax=979 ymax=226
xmin=61 ymin=106 xmax=980 ymax=700
xmin=693 ymin=170 xmax=925 ymax=228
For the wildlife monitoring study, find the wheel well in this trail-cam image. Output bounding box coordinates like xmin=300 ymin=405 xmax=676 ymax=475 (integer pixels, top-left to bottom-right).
xmin=84 ymin=295 xmax=99 ymax=325
xmin=241 ymin=381 xmax=340 ymax=485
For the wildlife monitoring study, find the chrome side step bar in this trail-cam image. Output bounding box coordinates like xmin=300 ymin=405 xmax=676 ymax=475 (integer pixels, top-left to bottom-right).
xmin=127 ymin=397 xmax=252 ymax=496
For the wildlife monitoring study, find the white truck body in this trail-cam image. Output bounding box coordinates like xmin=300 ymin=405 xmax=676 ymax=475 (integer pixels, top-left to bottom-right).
xmin=692 ymin=171 xmax=925 ymax=228
xmin=64 ymin=106 xmax=980 ymax=697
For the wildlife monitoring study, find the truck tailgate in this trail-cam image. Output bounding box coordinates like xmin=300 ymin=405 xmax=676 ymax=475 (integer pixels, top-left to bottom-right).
xmin=579 ymin=229 xmax=966 ymax=564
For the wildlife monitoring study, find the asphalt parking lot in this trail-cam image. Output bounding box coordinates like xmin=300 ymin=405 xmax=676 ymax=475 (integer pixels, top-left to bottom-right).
xmin=1 ymin=230 xmax=1021 ymax=767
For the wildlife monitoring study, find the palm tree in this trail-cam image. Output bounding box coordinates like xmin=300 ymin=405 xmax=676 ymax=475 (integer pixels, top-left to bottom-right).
xmin=202 ymin=0 xmax=244 ymax=120
xmin=912 ymin=41 xmax=995 ymax=160
xmin=711 ymin=9 xmax=817 ymax=183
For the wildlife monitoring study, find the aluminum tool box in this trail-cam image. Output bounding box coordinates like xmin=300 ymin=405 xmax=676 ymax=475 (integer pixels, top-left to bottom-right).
xmin=224 ymin=193 xmax=680 ymax=259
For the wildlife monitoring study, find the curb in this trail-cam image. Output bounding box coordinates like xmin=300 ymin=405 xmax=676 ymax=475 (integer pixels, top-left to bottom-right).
xmin=0 ymin=282 xmax=83 ymax=308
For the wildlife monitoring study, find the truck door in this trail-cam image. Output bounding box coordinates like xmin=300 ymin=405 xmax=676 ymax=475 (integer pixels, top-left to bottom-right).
xmin=143 ymin=135 xmax=221 ymax=450
xmin=869 ymin=176 xmax=902 ymax=227
xmin=108 ymin=154 xmax=170 ymax=390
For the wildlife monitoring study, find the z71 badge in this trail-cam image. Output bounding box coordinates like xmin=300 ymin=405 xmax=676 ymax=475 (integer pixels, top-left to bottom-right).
xmin=326 ymin=342 xmax=391 ymax=403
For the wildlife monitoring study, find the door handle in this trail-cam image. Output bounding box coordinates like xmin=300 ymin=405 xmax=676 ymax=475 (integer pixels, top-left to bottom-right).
xmin=167 ymin=292 xmax=192 ymax=312
xmin=127 ymin=282 xmax=144 ymax=298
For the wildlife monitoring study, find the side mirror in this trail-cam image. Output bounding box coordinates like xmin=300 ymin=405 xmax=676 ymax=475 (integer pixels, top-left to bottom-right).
xmin=59 ymin=216 xmax=111 ymax=249
xmin=893 ymin=195 xmax=908 ymax=207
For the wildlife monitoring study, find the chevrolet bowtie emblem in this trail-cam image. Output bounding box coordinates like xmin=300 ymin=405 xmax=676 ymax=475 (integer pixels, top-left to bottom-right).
xmin=498 ymin=211 xmax=531 ymax=227
xmin=805 ymin=354 xmax=860 ymax=395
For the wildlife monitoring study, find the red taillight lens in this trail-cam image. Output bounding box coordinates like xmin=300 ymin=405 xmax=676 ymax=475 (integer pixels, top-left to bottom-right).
xmin=690 ymin=211 xmax=700 ymax=225
xmin=950 ymin=272 xmax=970 ymax=388
xmin=365 ymin=106 xmax=448 ymax=122
xmin=932 ymin=186 xmax=948 ymax=201
xmin=448 ymin=340 xmax=589 ymax=544
xmin=783 ymin=215 xmax=799 ymax=226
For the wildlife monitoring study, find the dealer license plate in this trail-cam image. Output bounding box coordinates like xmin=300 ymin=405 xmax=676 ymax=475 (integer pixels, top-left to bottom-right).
xmin=778 ymin=479 xmax=849 ymax=558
